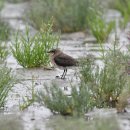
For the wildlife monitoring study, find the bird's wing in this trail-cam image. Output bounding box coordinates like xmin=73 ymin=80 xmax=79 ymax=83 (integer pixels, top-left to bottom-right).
xmin=54 ymin=54 xmax=77 ymax=67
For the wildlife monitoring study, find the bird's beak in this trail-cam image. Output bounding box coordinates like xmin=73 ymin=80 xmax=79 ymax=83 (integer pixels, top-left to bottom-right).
xmin=47 ymin=51 xmax=51 ymax=53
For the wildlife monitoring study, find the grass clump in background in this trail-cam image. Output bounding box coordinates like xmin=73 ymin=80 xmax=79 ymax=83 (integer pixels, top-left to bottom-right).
xmin=0 ymin=0 xmax=11 ymax=41
xmin=88 ymin=16 xmax=115 ymax=43
xmin=0 ymin=66 xmax=16 ymax=108
xmin=80 ymin=41 xmax=128 ymax=108
xmin=11 ymin=20 xmax=59 ymax=68
xmin=27 ymin=0 xmax=101 ymax=32
xmin=0 ymin=42 xmax=9 ymax=62
xmin=0 ymin=21 xmax=10 ymax=62
xmin=112 ymin=0 xmax=130 ymax=28
xmin=0 ymin=20 xmax=10 ymax=41
xmin=0 ymin=0 xmax=4 ymax=10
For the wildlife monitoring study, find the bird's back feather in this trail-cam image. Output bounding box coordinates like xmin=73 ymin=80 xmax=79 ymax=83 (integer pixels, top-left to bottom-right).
xmin=54 ymin=53 xmax=78 ymax=67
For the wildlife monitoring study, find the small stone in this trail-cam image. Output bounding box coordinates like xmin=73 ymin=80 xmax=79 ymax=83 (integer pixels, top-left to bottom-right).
xmin=31 ymin=118 xmax=35 ymax=121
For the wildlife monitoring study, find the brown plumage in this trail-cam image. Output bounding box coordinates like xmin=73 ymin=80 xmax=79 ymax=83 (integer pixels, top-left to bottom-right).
xmin=48 ymin=48 xmax=78 ymax=79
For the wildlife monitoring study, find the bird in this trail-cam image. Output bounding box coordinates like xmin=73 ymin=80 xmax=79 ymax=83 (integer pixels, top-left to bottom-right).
xmin=48 ymin=48 xmax=78 ymax=79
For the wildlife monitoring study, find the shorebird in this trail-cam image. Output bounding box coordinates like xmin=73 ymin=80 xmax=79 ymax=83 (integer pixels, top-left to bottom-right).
xmin=48 ymin=48 xmax=78 ymax=79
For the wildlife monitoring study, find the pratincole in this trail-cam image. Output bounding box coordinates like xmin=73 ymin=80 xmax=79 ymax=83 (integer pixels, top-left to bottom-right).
xmin=48 ymin=48 xmax=78 ymax=79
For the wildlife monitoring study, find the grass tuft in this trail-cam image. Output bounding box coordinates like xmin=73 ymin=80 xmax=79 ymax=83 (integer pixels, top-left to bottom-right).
xmin=88 ymin=16 xmax=115 ymax=43
xmin=0 ymin=42 xmax=9 ymax=62
xmin=0 ymin=66 xmax=16 ymax=108
xmin=80 ymin=41 xmax=128 ymax=108
xmin=27 ymin=0 xmax=101 ymax=32
xmin=0 ymin=20 xmax=10 ymax=41
xmin=37 ymin=83 xmax=73 ymax=115
xmin=11 ymin=20 xmax=59 ymax=68
xmin=112 ymin=0 xmax=130 ymax=28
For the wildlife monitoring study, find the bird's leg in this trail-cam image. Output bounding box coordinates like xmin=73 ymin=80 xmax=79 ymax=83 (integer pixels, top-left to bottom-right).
xmin=61 ymin=69 xmax=65 ymax=79
xmin=63 ymin=68 xmax=67 ymax=79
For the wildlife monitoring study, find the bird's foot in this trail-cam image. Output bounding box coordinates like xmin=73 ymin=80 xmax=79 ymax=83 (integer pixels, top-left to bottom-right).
xmin=55 ymin=75 xmax=66 ymax=80
xmin=64 ymin=86 xmax=68 ymax=90
xmin=55 ymin=75 xmax=65 ymax=79
xmin=60 ymin=75 xmax=67 ymax=80
xmin=61 ymin=77 xmax=66 ymax=80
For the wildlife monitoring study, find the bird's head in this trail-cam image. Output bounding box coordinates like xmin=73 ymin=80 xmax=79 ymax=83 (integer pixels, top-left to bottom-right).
xmin=47 ymin=48 xmax=61 ymax=55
